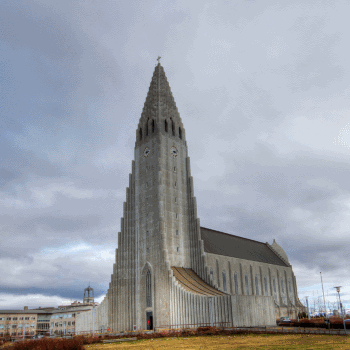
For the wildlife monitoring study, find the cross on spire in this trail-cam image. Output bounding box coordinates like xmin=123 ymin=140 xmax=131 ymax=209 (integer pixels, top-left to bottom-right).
xmin=157 ymin=56 xmax=161 ymax=63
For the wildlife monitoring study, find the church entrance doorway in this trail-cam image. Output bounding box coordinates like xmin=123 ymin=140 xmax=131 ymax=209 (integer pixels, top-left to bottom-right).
xmin=146 ymin=311 xmax=153 ymax=330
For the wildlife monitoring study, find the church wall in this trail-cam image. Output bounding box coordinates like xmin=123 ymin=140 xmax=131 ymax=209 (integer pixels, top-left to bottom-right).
xmin=205 ymin=252 xmax=300 ymax=320
xmin=76 ymin=295 xmax=109 ymax=334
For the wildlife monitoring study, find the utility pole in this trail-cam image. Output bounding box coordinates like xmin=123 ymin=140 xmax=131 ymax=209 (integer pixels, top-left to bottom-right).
xmin=320 ymin=272 xmax=327 ymax=317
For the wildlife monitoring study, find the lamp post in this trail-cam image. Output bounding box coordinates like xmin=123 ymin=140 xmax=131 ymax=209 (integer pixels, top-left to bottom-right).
xmin=334 ymin=286 xmax=346 ymax=333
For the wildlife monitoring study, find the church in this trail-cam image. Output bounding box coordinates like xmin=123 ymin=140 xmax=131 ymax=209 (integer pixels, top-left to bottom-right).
xmin=76 ymin=63 xmax=304 ymax=333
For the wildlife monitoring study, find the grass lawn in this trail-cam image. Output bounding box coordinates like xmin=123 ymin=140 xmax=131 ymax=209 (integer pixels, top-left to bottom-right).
xmin=85 ymin=334 xmax=350 ymax=349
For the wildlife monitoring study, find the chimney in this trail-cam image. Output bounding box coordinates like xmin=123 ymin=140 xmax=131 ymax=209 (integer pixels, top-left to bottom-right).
xmin=24 ymin=306 xmax=28 ymax=310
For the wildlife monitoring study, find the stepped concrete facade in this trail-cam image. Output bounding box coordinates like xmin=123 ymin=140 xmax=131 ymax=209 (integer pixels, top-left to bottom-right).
xmin=76 ymin=63 xmax=304 ymax=333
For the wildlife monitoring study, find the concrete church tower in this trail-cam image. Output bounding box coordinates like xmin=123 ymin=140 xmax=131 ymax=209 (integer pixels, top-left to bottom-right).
xmin=109 ymin=63 xmax=210 ymax=331
xmin=76 ymin=63 xmax=304 ymax=334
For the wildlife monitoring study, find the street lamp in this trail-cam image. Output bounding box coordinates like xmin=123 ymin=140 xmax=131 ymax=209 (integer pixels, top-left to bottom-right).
xmin=334 ymin=286 xmax=346 ymax=333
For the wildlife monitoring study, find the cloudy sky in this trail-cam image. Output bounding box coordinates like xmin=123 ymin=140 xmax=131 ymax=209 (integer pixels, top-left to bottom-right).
xmin=1 ymin=0 xmax=349 ymax=312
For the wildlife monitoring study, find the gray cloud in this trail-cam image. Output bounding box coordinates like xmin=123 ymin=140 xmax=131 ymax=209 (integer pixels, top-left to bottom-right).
xmin=0 ymin=0 xmax=349 ymax=309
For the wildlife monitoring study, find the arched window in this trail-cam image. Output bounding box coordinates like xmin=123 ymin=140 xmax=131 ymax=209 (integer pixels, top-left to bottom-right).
xmin=245 ymin=275 xmax=249 ymax=295
xmin=264 ymin=276 xmax=268 ymax=296
xmin=164 ymin=120 xmax=168 ymax=132
xmin=139 ymin=128 xmax=142 ymax=140
xmin=210 ymin=268 xmax=214 ymax=278
xmin=255 ymin=276 xmax=259 ymax=295
xmin=152 ymin=119 xmax=155 ymax=133
xmin=234 ymin=272 xmax=238 ymax=294
xmin=171 ymin=120 xmax=175 ymax=136
xmin=222 ymin=271 xmax=227 ymax=292
xmin=273 ymin=278 xmax=277 ymax=300
xmin=288 ymin=280 xmax=292 ymax=293
xmin=179 ymin=127 xmax=182 ymax=139
xmin=146 ymin=271 xmax=152 ymax=307
xmin=281 ymin=278 xmax=284 ymax=294
xmin=146 ymin=119 xmax=149 ymax=136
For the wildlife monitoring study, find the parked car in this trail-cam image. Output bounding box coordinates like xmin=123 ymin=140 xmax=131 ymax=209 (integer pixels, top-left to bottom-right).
xmin=277 ymin=317 xmax=292 ymax=326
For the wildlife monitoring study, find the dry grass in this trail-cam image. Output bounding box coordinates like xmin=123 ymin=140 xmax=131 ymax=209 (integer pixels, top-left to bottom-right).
xmin=86 ymin=334 xmax=350 ymax=349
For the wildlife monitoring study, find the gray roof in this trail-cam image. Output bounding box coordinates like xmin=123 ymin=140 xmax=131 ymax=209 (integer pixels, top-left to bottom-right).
xmin=200 ymin=227 xmax=289 ymax=267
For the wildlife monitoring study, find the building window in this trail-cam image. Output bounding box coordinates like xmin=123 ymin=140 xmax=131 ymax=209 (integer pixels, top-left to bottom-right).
xmin=68 ymin=322 xmax=71 ymax=326
xmin=234 ymin=272 xmax=238 ymax=294
xmin=6 ymin=318 xmax=11 ymax=321
xmin=288 ymin=280 xmax=292 ymax=293
xmin=13 ymin=317 xmax=17 ymax=321
xmin=222 ymin=271 xmax=227 ymax=292
xmin=164 ymin=120 xmax=168 ymax=132
xmin=146 ymin=271 xmax=152 ymax=307
xmin=72 ymin=321 xmax=75 ymax=325
xmin=179 ymin=127 xmax=182 ymax=139
xmin=175 ymin=197 xmax=177 ymax=203
xmin=255 ymin=276 xmax=259 ymax=295
xmin=245 ymin=275 xmax=249 ymax=295
xmin=172 ymin=120 xmax=175 ymax=136
xmin=177 ymin=247 xmax=179 ymax=252
xmin=146 ymin=248 xmax=150 ymax=253
xmin=31 ymin=317 xmax=35 ymax=320
xmin=281 ymin=279 xmax=284 ymax=294
xmin=175 ymin=213 xmax=178 ymax=219
xmin=12 ymin=325 xmax=17 ymax=329
xmin=174 ymin=166 xmax=176 ymax=172
xmin=152 ymin=119 xmax=155 ymax=133
xmin=146 ymin=182 xmax=148 ymax=188
xmin=264 ymin=276 xmax=268 ymax=296
xmin=273 ymin=278 xmax=277 ymax=300
xmin=210 ymin=269 xmax=214 ymax=278
xmin=176 ymin=230 xmax=179 ymax=236
xmin=174 ymin=182 xmax=177 ymax=187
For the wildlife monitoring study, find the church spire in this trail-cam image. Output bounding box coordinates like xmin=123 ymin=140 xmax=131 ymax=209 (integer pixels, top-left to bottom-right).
xmin=139 ymin=63 xmax=183 ymax=128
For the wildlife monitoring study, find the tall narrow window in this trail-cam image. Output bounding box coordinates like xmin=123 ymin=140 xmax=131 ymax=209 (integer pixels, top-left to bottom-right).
xmin=179 ymin=127 xmax=182 ymax=139
xmin=255 ymin=276 xmax=259 ymax=295
xmin=146 ymin=119 xmax=149 ymax=136
xmin=281 ymin=279 xmax=284 ymax=294
xmin=245 ymin=275 xmax=249 ymax=295
xmin=139 ymin=128 xmax=142 ymax=140
xmin=264 ymin=276 xmax=268 ymax=296
xmin=164 ymin=120 xmax=168 ymax=132
xmin=152 ymin=119 xmax=155 ymax=133
xmin=172 ymin=120 xmax=175 ymax=136
xmin=146 ymin=271 xmax=152 ymax=307
xmin=222 ymin=271 xmax=227 ymax=292
xmin=273 ymin=278 xmax=277 ymax=300
xmin=210 ymin=269 xmax=214 ymax=279
xmin=234 ymin=272 xmax=238 ymax=294
xmin=288 ymin=280 xmax=292 ymax=293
